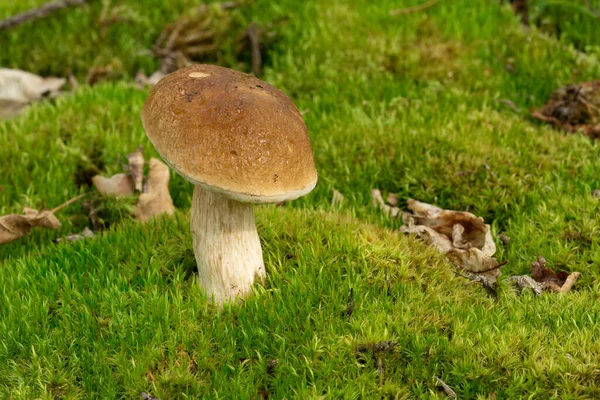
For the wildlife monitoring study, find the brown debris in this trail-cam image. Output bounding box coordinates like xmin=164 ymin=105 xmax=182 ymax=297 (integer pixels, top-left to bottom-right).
xmin=331 ymin=188 xmax=345 ymax=207
xmin=397 ymin=199 xmax=504 ymax=293
xmin=245 ymin=23 xmax=262 ymax=76
xmin=532 ymin=81 xmax=600 ymax=138
xmin=0 ymin=68 xmax=66 ymax=118
xmin=54 ymin=226 xmax=94 ymax=243
xmin=386 ymin=192 xmax=399 ymax=207
xmin=134 ymin=158 xmax=175 ymax=222
xmin=92 ymin=173 xmax=135 ymax=197
xmin=371 ymin=189 xmax=401 ymax=218
xmin=508 ymin=275 xmax=543 ymax=295
xmin=153 ymin=2 xmax=277 ymax=76
xmin=531 ymin=256 xmax=581 ymax=293
xmin=433 ymin=376 xmax=457 ymax=399
xmin=126 ymin=145 xmax=145 ymax=192
xmin=0 ymin=0 xmax=92 ymax=31
xmin=356 ymin=340 xmax=397 ymax=386
xmin=266 ymin=359 xmax=278 ymax=376
xmin=0 ymin=194 xmax=85 ymax=244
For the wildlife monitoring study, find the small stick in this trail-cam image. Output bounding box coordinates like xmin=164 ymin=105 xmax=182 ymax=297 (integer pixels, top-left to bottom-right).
xmin=559 ymin=272 xmax=581 ymax=293
xmin=247 ymin=23 xmax=262 ymax=76
xmin=0 ymin=0 xmax=93 ymax=31
xmin=51 ymin=193 xmax=87 ymax=213
xmin=390 ymin=0 xmax=440 ymax=16
xmin=433 ymin=376 xmax=457 ymax=399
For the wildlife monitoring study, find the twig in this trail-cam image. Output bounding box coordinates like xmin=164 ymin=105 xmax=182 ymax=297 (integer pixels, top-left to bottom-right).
xmin=559 ymin=272 xmax=581 ymax=293
xmin=389 ymin=0 xmax=440 ymax=16
xmin=0 ymin=0 xmax=93 ymax=31
xmin=51 ymin=193 xmax=87 ymax=213
xmin=433 ymin=376 xmax=457 ymax=399
xmin=247 ymin=23 xmax=262 ymax=76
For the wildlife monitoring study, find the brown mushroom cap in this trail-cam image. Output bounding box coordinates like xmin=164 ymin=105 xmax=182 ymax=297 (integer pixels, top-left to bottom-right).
xmin=141 ymin=64 xmax=317 ymax=203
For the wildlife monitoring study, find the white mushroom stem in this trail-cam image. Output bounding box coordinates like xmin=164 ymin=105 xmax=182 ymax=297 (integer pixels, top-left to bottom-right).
xmin=190 ymin=185 xmax=266 ymax=304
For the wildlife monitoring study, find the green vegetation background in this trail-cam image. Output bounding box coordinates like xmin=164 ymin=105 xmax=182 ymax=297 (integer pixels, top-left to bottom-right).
xmin=1 ymin=0 xmax=600 ymax=398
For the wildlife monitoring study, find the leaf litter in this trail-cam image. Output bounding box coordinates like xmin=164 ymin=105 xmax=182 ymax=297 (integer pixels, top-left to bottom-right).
xmin=0 ymin=194 xmax=86 ymax=244
xmin=0 ymin=68 xmax=65 ymax=118
xmin=93 ymin=147 xmax=175 ymax=222
xmin=372 ymin=192 xmax=504 ymax=295
xmin=372 ymin=191 xmax=582 ymax=296
xmin=152 ymin=1 xmax=278 ymax=77
xmin=509 ymin=255 xmax=580 ymax=294
xmin=532 ymin=80 xmax=600 ymax=138
xmin=134 ymin=158 xmax=175 ymax=222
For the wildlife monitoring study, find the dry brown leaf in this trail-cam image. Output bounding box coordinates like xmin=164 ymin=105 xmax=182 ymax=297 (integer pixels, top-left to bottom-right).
xmin=331 ymin=188 xmax=345 ymax=207
xmin=134 ymin=158 xmax=175 ymax=222
xmin=54 ymin=226 xmax=95 ymax=243
xmin=508 ymin=275 xmax=543 ymax=296
xmin=126 ymin=145 xmax=145 ymax=192
xmin=371 ymin=189 xmax=400 ymax=218
xmin=92 ymin=173 xmax=135 ymax=197
xmin=397 ymin=198 xmax=503 ymax=295
xmin=402 ymin=199 xmax=495 ymax=256
xmin=0 ymin=68 xmax=65 ymax=118
xmin=386 ymin=192 xmax=399 ymax=207
xmin=0 ymin=207 xmax=61 ymax=244
xmin=531 ymin=80 xmax=600 ymax=138
xmin=531 ymin=256 xmax=581 ymax=293
xmin=400 ymin=223 xmax=454 ymax=253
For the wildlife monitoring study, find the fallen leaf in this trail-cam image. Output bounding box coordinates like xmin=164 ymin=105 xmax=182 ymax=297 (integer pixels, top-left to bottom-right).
xmin=0 ymin=208 xmax=61 ymax=244
xmin=508 ymin=275 xmax=543 ymax=296
xmin=0 ymin=68 xmax=65 ymax=118
xmin=400 ymin=223 xmax=454 ymax=253
xmin=126 ymin=145 xmax=145 ymax=192
xmin=135 ymin=70 xmax=165 ymax=88
xmin=371 ymin=189 xmax=400 ymax=218
xmin=499 ymin=233 xmax=510 ymax=245
xmin=92 ymin=173 xmax=135 ymax=197
xmin=386 ymin=192 xmax=399 ymax=207
xmin=531 ymin=255 xmax=581 ymax=293
xmin=396 ymin=198 xmax=504 ymax=294
xmin=331 ymin=188 xmax=345 ymax=207
xmin=0 ymin=194 xmax=86 ymax=244
xmin=54 ymin=227 xmax=95 ymax=243
xmin=531 ymin=80 xmax=600 ymax=138
xmin=402 ymin=199 xmax=495 ymax=255
xmin=134 ymin=158 xmax=175 ymax=222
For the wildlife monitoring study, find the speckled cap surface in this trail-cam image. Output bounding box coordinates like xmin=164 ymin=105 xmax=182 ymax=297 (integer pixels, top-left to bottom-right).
xmin=141 ymin=64 xmax=317 ymax=203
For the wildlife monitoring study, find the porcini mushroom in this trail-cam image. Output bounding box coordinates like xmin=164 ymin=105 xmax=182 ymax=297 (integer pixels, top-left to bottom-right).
xmin=141 ymin=64 xmax=317 ymax=304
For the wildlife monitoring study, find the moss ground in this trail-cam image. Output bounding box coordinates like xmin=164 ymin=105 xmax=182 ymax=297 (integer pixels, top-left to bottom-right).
xmin=1 ymin=0 xmax=600 ymax=398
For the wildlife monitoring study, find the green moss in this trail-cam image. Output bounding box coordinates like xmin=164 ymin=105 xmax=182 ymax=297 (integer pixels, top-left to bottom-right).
xmin=2 ymin=0 xmax=600 ymax=397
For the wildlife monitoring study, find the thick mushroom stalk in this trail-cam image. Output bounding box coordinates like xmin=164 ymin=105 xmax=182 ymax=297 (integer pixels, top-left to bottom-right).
xmin=190 ymin=186 xmax=265 ymax=304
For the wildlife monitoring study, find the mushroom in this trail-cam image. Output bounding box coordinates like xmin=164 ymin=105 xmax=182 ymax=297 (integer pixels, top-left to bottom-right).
xmin=141 ymin=64 xmax=318 ymax=304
